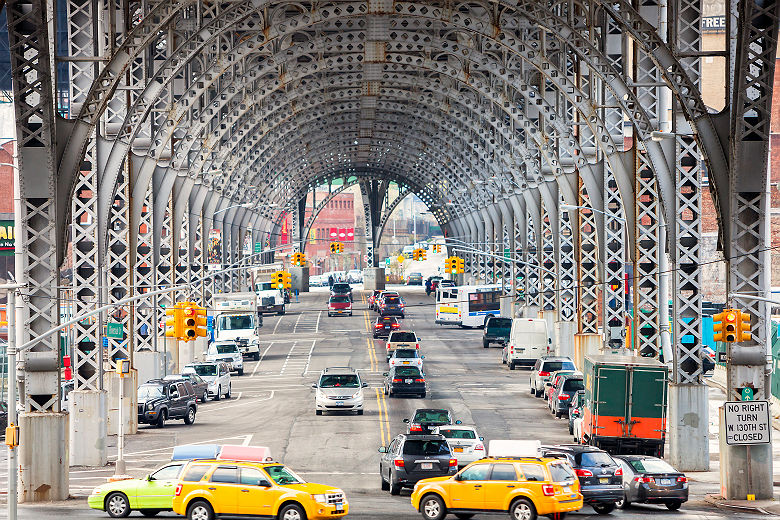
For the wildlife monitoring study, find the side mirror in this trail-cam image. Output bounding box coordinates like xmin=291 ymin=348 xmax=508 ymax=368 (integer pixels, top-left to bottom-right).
xmin=362 ymin=382 xmax=369 ymax=388
xmin=421 ymin=356 xmax=425 ymax=359
xmin=311 ymin=383 xmax=317 ymax=389
xmin=545 ymin=382 xmax=552 ymax=387
xmin=403 ymin=418 xmax=410 ymax=423
xmin=455 ymin=420 xmax=462 ymax=425
xmin=453 ymin=473 xmax=462 ymax=481
xmin=479 ymin=437 xmax=484 ymax=441
xmin=146 ymin=474 xmax=152 ymax=482
xmin=382 ymin=372 xmax=388 ymax=377
xmin=259 ymin=481 xmax=272 ymax=487
xmin=378 ymin=446 xmax=387 ymax=453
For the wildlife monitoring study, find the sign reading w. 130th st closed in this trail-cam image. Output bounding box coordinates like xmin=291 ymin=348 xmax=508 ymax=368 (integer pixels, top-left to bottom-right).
xmin=724 ymin=401 xmax=771 ymax=445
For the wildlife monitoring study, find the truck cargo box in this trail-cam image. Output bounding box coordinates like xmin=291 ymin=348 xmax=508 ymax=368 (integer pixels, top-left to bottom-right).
xmin=581 ymin=354 xmax=668 ymax=457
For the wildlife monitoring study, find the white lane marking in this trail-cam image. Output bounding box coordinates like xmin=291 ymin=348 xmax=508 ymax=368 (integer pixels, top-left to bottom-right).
xmin=273 ymin=314 xmax=284 ymax=334
xmin=303 ymin=340 xmax=316 ymax=374
xmin=214 ymin=391 xmax=275 ymax=411
xmin=252 ymin=342 xmax=274 ymax=377
xmin=279 ymin=341 xmax=299 ymax=375
xmin=242 ymin=434 xmax=253 ymax=446
xmin=293 ymin=312 xmax=303 ymax=332
xmin=315 ymin=310 xmax=321 ymax=332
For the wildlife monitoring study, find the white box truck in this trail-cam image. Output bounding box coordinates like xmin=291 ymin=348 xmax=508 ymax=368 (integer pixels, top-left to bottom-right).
xmin=250 ymin=264 xmax=286 ymax=315
xmin=212 ymin=292 xmax=262 ymax=360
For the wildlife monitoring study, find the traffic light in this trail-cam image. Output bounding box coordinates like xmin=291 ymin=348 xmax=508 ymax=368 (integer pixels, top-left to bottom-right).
xmin=444 ymin=256 xmax=454 ymax=273
xmin=165 ymin=304 xmax=183 ymax=339
xmin=291 ymin=252 xmax=306 ymax=266
xmin=738 ymin=310 xmax=751 ymax=342
xmin=182 ymin=304 xmax=198 ymax=341
xmin=338 ymin=242 xmax=344 ymax=253
xmin=273 ymin=271 xmax=285 ymax=289
xmin=282 ymin=271 xmax=292 ymax=289
xmin=420 ymin=249 xmax=427 ymax=261
xmin=193 ymin=305 xmax=208 ymax=340
xmin=330 ymin=242 xmax=338 ymax=254
xmin=455 ymin=257 xmax=465 ymax=274
xmin=714 ymin=309 xmax=739 ymax=343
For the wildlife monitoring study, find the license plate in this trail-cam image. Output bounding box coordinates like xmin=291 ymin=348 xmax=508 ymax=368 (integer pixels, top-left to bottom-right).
xmin=599 ymin=478 xmax=609 ymax=484
xmin=563 ymin=486 xmax=571 ymax=493
xmin=335 ymin=401 xmax=344 ymax=406
xmin=454 ymin=447 xmax=463 ymax=453
xmin=405 ymin=379 xmax=413 ymax=383
xmin=518 ymin=348 xmax=525 ymax=352
xmin=658 ymin=478 xmax=672 ymax=486
xmin=421 ymin=463 xmax=433 ymax=470
xmin=402 ymin=361 xmax=410 ymax=365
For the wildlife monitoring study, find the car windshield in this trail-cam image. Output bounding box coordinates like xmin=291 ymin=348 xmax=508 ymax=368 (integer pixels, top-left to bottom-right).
xmin=190 ymin=364 xmax=217 ymax=377
xmin=487 ymin=318 xmax=512 ymax=333
xmin=218 ymin=314 xmax=253 ymax=330
xmin=562 ymin=378 xmax=585 ymax=392
xmin=413 ymin=410 xmax=451 ymax=424
xmin=330 ymin=296 xmax=350 ymax=303
xmin=215 ymin=345 xmax=238 ymax=354
xmin=390 ymin=332 xmax=416 ymax=342
xmin=403 ymin=440 xmax=450 ymax=456
xmin=333 ymin=284 xmax=350 ymax=291
xmin=384 ymin=297 xmax=400 ymax=304
xmin=264 ymin=465 xmax=306 ymax=485
xmin=548 ymin=461 xmax=576 ymax=482
xmin=394 ymin=349 xmax=417 ymax=359
xmin=394 ymin=367 xmax=422 ymax=377
xmin=319 ymin=375 xmax=359 ymax=388
xmin=542 ymin=361 xmax=576 ymax=372
xmin=439 ymin=429 xmax=476 ymax=439
xmin=629 ymin=459 xmax=677 ymax=473
xmin=138 ymin=385 xmax=164 ymax=399
xmin=577 ymin=451 xmax=615 ymax=467
xmin=379 ymin=317 xmax=396 ymax=324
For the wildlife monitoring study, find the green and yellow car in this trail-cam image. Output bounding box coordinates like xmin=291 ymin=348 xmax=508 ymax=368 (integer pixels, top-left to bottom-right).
xmin=87 ymin=461 xmax=184 ymax=518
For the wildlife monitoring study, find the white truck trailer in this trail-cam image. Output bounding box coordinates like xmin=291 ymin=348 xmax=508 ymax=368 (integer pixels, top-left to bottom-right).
xmin=250 ymin=264 xmax=287 ymax=315
xmin=212 ymin=292 xmax=262 ymax=360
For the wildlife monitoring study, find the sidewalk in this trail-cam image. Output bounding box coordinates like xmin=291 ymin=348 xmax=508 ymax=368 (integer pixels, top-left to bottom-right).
xmin=681 ymin=368 xmax=780 ymax=513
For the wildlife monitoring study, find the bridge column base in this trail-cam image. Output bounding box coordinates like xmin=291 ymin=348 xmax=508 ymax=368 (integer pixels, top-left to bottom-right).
xmin=363 ymin=267 xmax=385 ymax=291
xmin=19 ymin=411 xmax=69 ymax=502
xmin=669 ymin=383 xmax=709 ymax=471
xmin=556 ymin=321 xmax=576 ymax=359
xmin=69 ymin=389 xmax=107 ymax=467
xmin=718 ymin=405 xmax=773 ymax=499
xmin=574 ymin=333 xmax=601 ymax=370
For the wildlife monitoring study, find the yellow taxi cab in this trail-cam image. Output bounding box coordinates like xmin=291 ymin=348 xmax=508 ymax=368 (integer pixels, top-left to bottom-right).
xmin=171 ymin=459 xmax=348 ymax=520
xmin=410 ymin=456 xmax=582 ymax=520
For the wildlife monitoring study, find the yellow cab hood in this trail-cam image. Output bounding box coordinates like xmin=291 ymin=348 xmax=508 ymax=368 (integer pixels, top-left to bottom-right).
xmin=417 ymin=476 xmax=452 ymax=486
xmin=284 ymin=482 xmax=342 ymax=494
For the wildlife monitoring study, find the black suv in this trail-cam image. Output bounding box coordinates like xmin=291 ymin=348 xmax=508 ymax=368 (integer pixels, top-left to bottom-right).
xmin=404 ymin=408 xmax=460 ymax=434
xmin=331 ymin=283 xmax=353 ymax=301
xmin=137 ymin=379 xmax=197 ymax=428
xmin=378 ymin=434 xmax=458 ymax=494
xmin=482 ymin=316 xmax=511 ymax=348
xmin=541 ymin=444 xmax=623 ymax=514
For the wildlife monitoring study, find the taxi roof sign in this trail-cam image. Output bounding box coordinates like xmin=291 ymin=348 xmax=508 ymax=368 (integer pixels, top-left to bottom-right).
xmin=487 ymin=440 xmax=541 ymax=458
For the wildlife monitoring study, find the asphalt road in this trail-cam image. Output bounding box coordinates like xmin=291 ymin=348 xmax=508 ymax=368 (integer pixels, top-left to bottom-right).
xmin=0 ymin=286 xmax=769 ymax=519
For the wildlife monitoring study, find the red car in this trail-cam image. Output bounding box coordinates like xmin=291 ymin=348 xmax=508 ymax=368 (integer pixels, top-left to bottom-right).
xmin=327 ymin=294 xmax=353 ymax=317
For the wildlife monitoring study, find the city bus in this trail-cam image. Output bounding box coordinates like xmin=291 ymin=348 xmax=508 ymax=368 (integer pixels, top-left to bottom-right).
xmin=435 ymin=284 xmax=502 ymax=328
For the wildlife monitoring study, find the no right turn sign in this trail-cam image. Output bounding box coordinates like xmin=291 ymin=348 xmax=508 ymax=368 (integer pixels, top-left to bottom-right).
xmin=724 ymin=401 xmax=771 ymax=445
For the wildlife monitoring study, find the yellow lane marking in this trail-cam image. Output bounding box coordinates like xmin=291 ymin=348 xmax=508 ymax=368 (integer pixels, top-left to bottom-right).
xmin=366 ymin=338 xmax=377 ymax=372
xmin=375 ymin=388 xmax=386 ymax=446
xmin=379 ymin=385 xmax=390 ymax=442
xmin=363 ymin=309 xmax=370 ymax=333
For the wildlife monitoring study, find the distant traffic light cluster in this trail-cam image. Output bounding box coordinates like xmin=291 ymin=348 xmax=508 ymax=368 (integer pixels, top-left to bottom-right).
xmin=713 ymin=308 xmax=751 ymax=343
xmin=291 ymin=252 xmax=307 ymax=266
xmin=165 ymin=302 xmax=208 ymax=342
xmin=412 ymin=247 xmax=427 ymax=261
xmin=329 ymin=242 xmax=344 ymax=253
xmin=273 ymin=270 xmax=292 ymax=289
xmin=445 ymin=256 xmax=465 ymax=274
xmin=431 ymin=244 xmax=442 ymax=253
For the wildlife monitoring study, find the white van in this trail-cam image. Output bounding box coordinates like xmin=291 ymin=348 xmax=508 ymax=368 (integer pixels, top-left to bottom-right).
xmin=502 ymin=318 xmax=551 ymax=370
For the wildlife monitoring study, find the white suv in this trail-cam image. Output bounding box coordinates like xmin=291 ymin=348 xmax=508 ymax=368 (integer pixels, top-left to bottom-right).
xmin=183 ymin=362 xmax=231 ymax=401
xmin=529 ymin=356 xmax=576 ymax=397
xmin=312 ymin=367 xmax=367 ymax=416
xmin=205 ymin=342 xmax=244 ymax=376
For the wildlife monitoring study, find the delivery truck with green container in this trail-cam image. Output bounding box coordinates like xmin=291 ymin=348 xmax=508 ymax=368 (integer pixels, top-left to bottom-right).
xmin=579 ymin=354 xmax=668 ymax=457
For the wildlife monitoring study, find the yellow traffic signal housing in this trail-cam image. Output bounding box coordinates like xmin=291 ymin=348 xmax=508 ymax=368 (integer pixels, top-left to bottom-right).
xmin=329 ymin=242 xmax=336 ymax=253
xmin=5 ymin=423 xmax=19 ymax=448
xmin=338 ymin=242 xmax=344 ymax=253
xmin=193 ymin=305 xmax=208 ymax=339
xmin=273 ymin=271 xmax=285 ymax=289
xmin=182 ymin=303 xmax=199 ymax=341
xmin=714 ymin=309 xmax=739 ymax=343
xmin=738 ymin=311 xmax=752 ymax=342
xmin=165 ymin=304 xmax=183 ymax=339
xmin=282 ymin=271 xmax=292 ymax=289
xmin=444 ymin=257 xmax=453 ymax=273
xmin=456 ymin=257 xmax=465 ymax=274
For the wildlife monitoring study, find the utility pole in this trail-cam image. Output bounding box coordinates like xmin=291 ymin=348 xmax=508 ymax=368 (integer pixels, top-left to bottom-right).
xmin=2 ymin=283 xmax=23 ymax=520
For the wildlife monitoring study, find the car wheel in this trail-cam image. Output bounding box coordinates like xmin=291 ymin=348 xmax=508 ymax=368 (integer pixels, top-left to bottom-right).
xmin=201 ymin=391 xmax=208 ymax=403
xmin=140 ymin=510 xmax=161 ymax=517
xmin=238 ymin=368 xmax=244 ymax=376
xmin=253 ymin=352 xmax=260 ymax=361
xmin=381 ymin=473 xmax=390 ymax=491
xmin=420 ymin=392 xmax=427 ymax=398
xmin=568 ymin=423 xmax=573 ymax=435
xmin=214 ymin=386 xmax=221 ymax=401
xmin=105 ymin=492 xmax=131 ymax=518
xmin=225 ymin=385 xmax=231 ymax=398
xmin=383 ymin=385 xmax=388 ymax=395
xmin=665 ymin=501 xmax=681 ymax=511
xmin=187 ymin=500 xmax=214 ymax=520
xmin=509 ymin=497 xmax=537 ymax=520
xmin=419 ymin=494 xmax=445 ymax=520
xmin=502 ymin=355 xmax=506 ymax=365
xmin=483 ymin=340 xmax=489 ymax=348
xmin=279 ymin=503 xmax=306 ymax=520
xmin=509 ymin=362 xmax=515 ymax=370
xmin=155 ymin=410 xmax=166 ymax=429
xmin=530 ymin=384 xmax=535 ymax=395
xmin=535 ymin=388 xmax=543 ymax=398
xmin=389 ymin=478 xmax=402 ymax=496
xmin=315 ymin=410 xmax=322 ymax=415
xmin=555 ymin=411 xmax=562 ymax=419
xmin=357 ymin=409 xmax=364 ymax=415
xmin=592 ymin=503 xmax=615 ymax=515
xmin=184 ymin=406 xmax=196 ymax=425
xmin=616 ymin=496 xmax=630 ymax=509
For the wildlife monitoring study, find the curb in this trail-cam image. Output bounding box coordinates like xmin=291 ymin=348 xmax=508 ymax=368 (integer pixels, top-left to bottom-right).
xmin=704 ymin=494 xmax=780 ymax=515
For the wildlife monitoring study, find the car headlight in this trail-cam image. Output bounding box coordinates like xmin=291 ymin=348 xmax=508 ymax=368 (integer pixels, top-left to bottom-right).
xmin=146 ymin=402 xmax=154 ymax=410
xmin=312 ymin=494 xmax=328 ymax=503
xmin=350 ymin=391 xmax=361 ymax=399
xmin=91 ymin=488 xmax=102 ymax=495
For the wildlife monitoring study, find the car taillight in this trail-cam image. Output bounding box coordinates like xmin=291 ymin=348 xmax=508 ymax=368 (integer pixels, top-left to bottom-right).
xmin=174 ymin=483 xmax=183 ymax=496
xmin=634 ymin=476 xmax=654 ymax=483
xmin=575 ymin=469 xmax=593 ymax=477
xmin=474 ymin=444 xmax=484 ymax=451
xmin=393 ymin=459 xmax=405 ymax=468
xmin=415 ymin=343 xmax=420 ymax=349
xmin=510 ymin=347 xmax=514 ymax=353
xmin=677 ymin=476 xmax=687 ymax=483
xmin=614 ymin=467 xmax=623 ymax=477
xmin=538 ymin=371 xmax=550 ymax=376
xmin=393 ymin=378 xmax=403 ymax=383
xmin=449 ymin=459 xmax=458 ymax=467
xmin=414 ymin=378 xmax=425 ymax=382
xmin=375 ymin=324 xmax=383 ymax=328
xmin=409 ymin=425 xmax=423 ymax=432
xmin=557 ymin=394 xmax=570 ymax=400
xmin=392 ymin=323 xmax=400 ymax=328
xmin=542 ymin=484 xmax=555 ymax=496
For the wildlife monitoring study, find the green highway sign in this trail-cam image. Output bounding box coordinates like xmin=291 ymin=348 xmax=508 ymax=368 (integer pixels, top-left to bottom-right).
xmin=741 ymin=387 xmax=755 ymax=401
xmin=254 ymin=242 xmax=262 ymax=253
xmin=106 ymin=322 xmax=124 ymax=339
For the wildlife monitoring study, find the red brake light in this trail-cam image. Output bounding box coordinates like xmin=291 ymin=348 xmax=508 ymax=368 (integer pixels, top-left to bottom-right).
xmin=414 ymin=378 xmax=425 ymax=382
xmin=449 ymin=458 xmax=458 ymax=467
xmin=409 ymin=425 xmax=423 ymax=432
xmin=677 ymin=476 xmax=687 ymax=483
xmin=174 ymin=483 xmax=183 ymax=496
xmin=474 ymin=444 xmax=484 ymax=451
xmin=392 ymin=323 xmax=400 ymax=328
xmin=415 ymin=343 xmax=420 ymax=349
xmin=542 ymin=484 xmax=555 ymax=496
xmin=538 ymin=371 xmax=550 ymax=377
xmin=393 ymin=378 xmax=403 ymax=383
xmin=614 ymin=467 xmax=623 ymax=477
xmin=375 ymin=324 xmax=383 ymax=328
xmin=393 ymin=459 xmax=405 ymax=468
xmin=557 ymin=394 xmax=570 ymax=400
xmin=633 ymin=476 xmax=654 ymax=483
xmin=575 ymin=469 xmax=593 ymax=477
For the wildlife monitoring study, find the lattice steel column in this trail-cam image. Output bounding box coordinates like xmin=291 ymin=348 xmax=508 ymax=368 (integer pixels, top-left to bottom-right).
xmin=156 ymin=192 xmax=174 ymax=314
xmin=106 ymin=169 xmax=132 ymax=364
xmin=558 ymin=195 xmax=576 ymax=322
xmin=540 ymin=202 xmax=556 ymax=312
xmin=176 ymin=204 xmax=191 ymax=293
xmin=577 ymin=180 xmax=600 ymax=334
xmin=634 ymin=145 xmax=661 ymax=357
xmin=133 ymin=190 xmax=156 ymax=351
xmin=513 ymin=213 xmax=525 ymax=308
xmin=526 ymin=212 xmax=540 ymax=312
xmin=359 ymin=182 xmax=375 ymax=267
xmin=602 ymin=162 xmax=626 ymax=350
